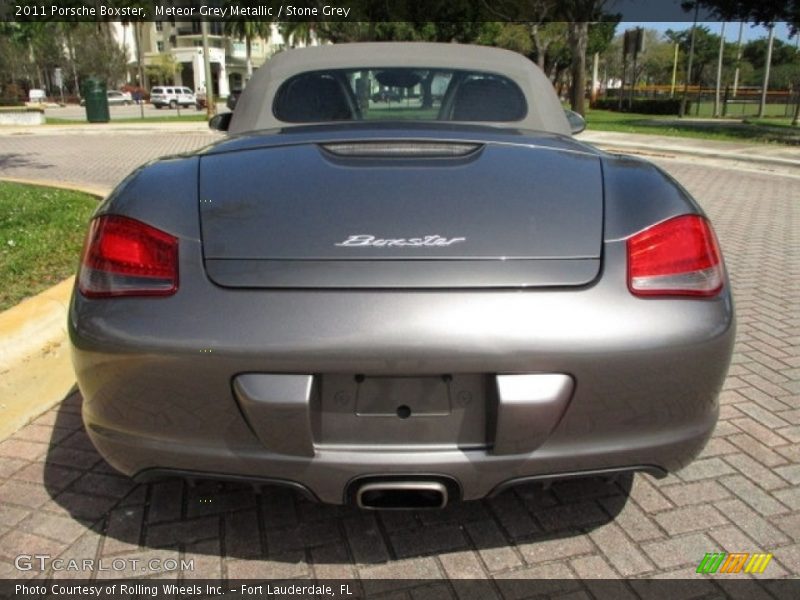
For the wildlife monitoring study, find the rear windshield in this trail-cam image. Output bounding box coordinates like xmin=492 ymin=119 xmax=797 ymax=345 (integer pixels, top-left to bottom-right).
xmin=273 ymin=68 xmax=527 ymax=123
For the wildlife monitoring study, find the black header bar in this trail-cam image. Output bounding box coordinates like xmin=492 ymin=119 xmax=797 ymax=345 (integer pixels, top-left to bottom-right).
xmin=2 ymin=0 xmax=747 ymax=24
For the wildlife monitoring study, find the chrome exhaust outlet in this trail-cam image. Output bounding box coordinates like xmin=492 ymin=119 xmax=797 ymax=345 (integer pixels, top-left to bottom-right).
xmin=356 ymin=481 xmax=448 ymax=510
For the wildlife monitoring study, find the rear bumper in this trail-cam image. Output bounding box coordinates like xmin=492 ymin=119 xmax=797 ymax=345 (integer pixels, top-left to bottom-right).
xmin=89 ymin=420 xmax=698 ymax=504
xmin=70 ymin=241 xmax=734 ymax=504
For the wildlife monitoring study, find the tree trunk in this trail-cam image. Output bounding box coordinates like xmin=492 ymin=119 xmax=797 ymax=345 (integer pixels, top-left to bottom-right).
xmin=66 ymin=28 xmax=79 ymax=97
xmin=568 ymin=21 xmax=588 ymax=115
xmin=421 ymin=72 xmax=434 ymax=109
xmin=245 ymin=36 xmax=252 ymax=81
xmin=530 ymin=26 xmax=550 ymax=70
xmin=357 ymin=70 xmax=370 ymax=110
xmin=29 ymin=41 xmax=43 ymax=88
xmin=133 ymin=22 xmax=147 ymax=90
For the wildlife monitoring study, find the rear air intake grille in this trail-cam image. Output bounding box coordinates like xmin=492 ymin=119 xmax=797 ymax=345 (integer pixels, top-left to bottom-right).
xmin=320 ymin=142 xmax=481 ymax=158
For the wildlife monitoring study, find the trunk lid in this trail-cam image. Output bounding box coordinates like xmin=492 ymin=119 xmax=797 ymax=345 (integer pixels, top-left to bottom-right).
xmin=199 ymin=137 xmax=603 ymax=288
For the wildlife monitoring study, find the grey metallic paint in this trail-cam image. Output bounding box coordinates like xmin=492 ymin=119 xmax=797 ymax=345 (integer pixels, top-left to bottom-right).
xmin=70 ymin=47 xmax=734 ymax=505
xmin=70 ymin=158 xmax=734 ymax=501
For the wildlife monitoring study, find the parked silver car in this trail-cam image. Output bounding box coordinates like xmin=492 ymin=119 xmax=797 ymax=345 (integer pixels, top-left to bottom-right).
xmin=79 ymin=90 xmax=132 ymax=106
xmin=70 ymin=43 xmax=734 ymax=509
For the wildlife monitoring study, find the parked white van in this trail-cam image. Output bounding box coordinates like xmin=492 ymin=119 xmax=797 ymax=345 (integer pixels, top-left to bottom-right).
xmin=150 ymin=86 xmax=196 ymax=109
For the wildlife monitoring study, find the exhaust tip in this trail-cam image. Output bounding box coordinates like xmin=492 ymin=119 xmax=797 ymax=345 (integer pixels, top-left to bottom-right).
xmin=356 ymin=481 xmax=448 ymax=510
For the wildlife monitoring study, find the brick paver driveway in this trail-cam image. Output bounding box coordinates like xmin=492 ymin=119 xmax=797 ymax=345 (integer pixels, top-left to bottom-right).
xmin=0 ymin=132 xmax=798 ymax=590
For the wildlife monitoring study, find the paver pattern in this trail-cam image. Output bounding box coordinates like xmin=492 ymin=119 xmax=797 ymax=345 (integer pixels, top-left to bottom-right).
xmin=0 ymin=130 xmax=219 ymax=188
xmin=0 ymin=132 xmax=798 ymax=591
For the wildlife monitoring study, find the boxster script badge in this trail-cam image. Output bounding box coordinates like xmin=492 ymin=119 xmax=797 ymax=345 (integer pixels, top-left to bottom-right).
xmin=336 ymin=234 xmax=466 ymax=247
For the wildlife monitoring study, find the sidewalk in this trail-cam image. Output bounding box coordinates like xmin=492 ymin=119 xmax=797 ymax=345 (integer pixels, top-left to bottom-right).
xmin=577 ymin=130 xmax=800 ymax=174
xmin=2 ymin=119 xmax=796 ymax=173
xmin=0 ymin=121 xmax=212 ymax=136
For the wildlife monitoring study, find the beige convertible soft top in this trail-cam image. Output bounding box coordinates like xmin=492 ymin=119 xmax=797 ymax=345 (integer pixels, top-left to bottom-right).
xmin=228 ymin=42 xmax=571 ymax=136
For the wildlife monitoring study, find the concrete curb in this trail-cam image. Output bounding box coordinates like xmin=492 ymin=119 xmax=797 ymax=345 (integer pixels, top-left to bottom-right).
xmin=0 ymin=279 xmax=78 ymax=441
xmin=0 ymin=179 xmax=107 ymax=442
xmin=576 ymin=131 xmax=800 ymax=174
xmin=0 ymin=176 xmax=112 ymax=199
xmin=0 ymin=278 xmax=74 ymax=371
xmin=0 ymin=121 xmax=213 ymax=137
xmin=584 ymin=139 xmax=800 ymax=170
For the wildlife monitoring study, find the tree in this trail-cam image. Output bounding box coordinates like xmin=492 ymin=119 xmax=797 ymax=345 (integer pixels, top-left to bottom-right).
xmin=12 ymin=22 xmax=61 ymax=91
xmin=478 ymin=0 xmax=566 ymax=72
xmin=530 ymin=23 xmax=569 ymax=72
xmin=742 ymin=37 xmax=799 ymax=69
xmin=73 ymin=23 xmax=128 ymax=88
xmin=482 ymin=0 xmax=615 ymax=113
xmin=694 ymin=1 xmax=799 ymax=122
xmin=145 ymin=53 xmax=178 ymax=86
xmin=223 ymin=20 xmax=270 ymax=82
xmin=279 ymin=22 xmax=315 ymax=48
xmin=57 ymin=22 xmax=80 ymax=97
xmin=602 ymin=29 xmax=681 ymax=90
xmin=693 ymin=1 xmax=799 ymax=33
xmin=639 ymin=30 xmax=680 ymax=85
xmin=478 ymin=23 xmax=530 ymax=55
xmin=0 ymin=23 xmax=35 ymax=97
xmin=666 ymin=26 xmax=724 ymax=86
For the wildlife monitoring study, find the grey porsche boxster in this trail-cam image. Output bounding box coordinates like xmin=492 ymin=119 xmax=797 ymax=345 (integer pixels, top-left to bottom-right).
xmin=69 ymin=43 xmax=734 ymax=509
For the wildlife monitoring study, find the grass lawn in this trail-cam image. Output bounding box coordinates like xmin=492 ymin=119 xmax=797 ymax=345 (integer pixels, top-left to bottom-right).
xmin=744 ymin=117 xmax=799 ymax=129
xmin=687 ymin=100 xmax=795 ymax=119
xmin=46 ymin=113 xmax=208 ymax=125
xmin=585 ymin=109 xmax=799 ymax=145
xmin=0 ymin=182 xmax=98 ymax=310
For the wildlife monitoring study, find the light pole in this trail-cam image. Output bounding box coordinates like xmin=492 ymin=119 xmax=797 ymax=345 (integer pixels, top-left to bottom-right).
xmin=670 ymin=42 xmax=679 ymax=97
xmin=680 ymin=1 xmax=700 ymax=118
xmin=758 ymin=24 xmax=775 ymax=119
xmin=732 ymin=21 xmax=744 ymax=97
xmin=202 ymin=20 xmax=215 ymax=120
xmin=794 ymin=32 xmax=800 ymax=126
xmin=133 ymin=22 xmax=145 ymax=119
xmin=714 ymin=22 xmax=726 ymax=118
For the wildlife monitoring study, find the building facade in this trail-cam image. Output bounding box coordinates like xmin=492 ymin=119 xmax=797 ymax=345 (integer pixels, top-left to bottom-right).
xmin=111 ymin=21 xmax=313 ymax=98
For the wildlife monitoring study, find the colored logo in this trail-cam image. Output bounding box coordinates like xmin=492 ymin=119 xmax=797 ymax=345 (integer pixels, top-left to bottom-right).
xmin=696 ymin=552 xmax=772 ymax=574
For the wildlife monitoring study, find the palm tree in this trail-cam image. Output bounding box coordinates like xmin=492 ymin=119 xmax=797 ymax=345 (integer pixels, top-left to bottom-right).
xmin=223 ymin=20 xmax=270 ymax=82
xmin=279 ymin=22 xmax=315 ymax=48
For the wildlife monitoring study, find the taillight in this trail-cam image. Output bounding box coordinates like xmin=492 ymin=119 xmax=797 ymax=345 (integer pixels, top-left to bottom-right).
xmin=78 ymin=215 xmax=178 ymax=298
xmin=627 ymin=214 xmax=723 ymax=297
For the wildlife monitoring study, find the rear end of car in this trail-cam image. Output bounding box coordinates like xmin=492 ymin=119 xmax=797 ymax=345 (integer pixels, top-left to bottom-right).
xmin=105 ymin=91 xmax=132 ymax=105
xmin=149 ymin=86 xmax=167 ymax=108
xmin=176 ymin=87 xmax=196 ymax=107
xmin=69 ymin=127 xmax=734 ymax=508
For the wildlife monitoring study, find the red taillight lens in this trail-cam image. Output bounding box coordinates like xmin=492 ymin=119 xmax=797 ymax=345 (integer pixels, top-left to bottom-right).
xmin=627 ymin=214 xmax=723 ymax=297
xmin=78 ymin=215 xmax=178 ymax=298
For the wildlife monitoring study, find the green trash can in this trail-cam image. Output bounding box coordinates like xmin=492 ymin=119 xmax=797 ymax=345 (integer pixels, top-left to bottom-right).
xmin=82 ymin=78 xmax=109 ymax=123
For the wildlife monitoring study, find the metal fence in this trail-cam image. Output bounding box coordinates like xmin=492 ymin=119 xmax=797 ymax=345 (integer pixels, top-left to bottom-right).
xmin=602 ymin=85 xmax=799 ymax=118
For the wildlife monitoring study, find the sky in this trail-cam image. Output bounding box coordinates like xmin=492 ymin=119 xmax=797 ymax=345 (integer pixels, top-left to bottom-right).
xmin=620 ymin=22 xmax=799 ymax=45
